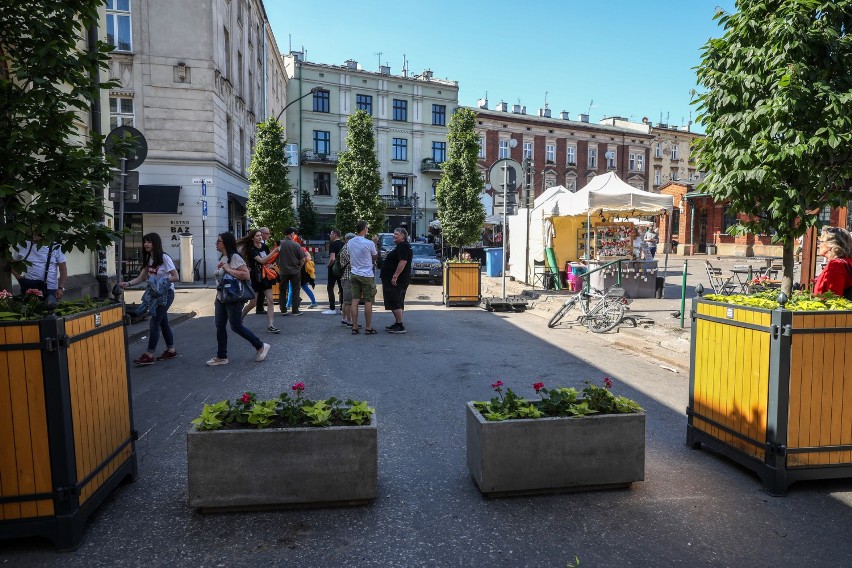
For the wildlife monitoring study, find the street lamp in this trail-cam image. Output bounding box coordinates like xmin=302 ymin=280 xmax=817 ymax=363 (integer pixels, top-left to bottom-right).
xmin=275 ymin=85 xmax=322 ymax=122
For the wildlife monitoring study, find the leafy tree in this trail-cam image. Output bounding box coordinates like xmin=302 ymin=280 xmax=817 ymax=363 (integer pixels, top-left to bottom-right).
xmin=247 ymin=117 xmax=295 ymax=240
xmin=335 ymin=110 xmax=385 ymax=235
xmin=0 ymin=1 xmax=122 ymax=291
xmin=297 ymin=190 xmax=319 ymax=240
xmin=693 ymin=1 xmax=852 ymax=295
xmin=436 ymin=107 xmax=485 ymax=253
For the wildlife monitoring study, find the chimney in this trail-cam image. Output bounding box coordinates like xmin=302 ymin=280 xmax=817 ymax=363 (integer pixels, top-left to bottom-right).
xmin=539 ymin=108 xmax=551 ymax=118
xmin=512 ymin=104 xmax=522 ymax=114
xmin=379 ymin=64 xmax=390 ymax=75
xmin=579 ymin=113 xmax=589 ymax=123
xmin=422 ymin=69 xmax=433 ymax=80
xmin=345 ymin=59 xmax=358 ymax=70
xmin=290 ymin=50 xmax=304 ymax=62
xmin=496 ymin=101 xmax=508 ymax=112
xmin=477 ymin=98 xmax=489 ymax=109
xmin=560 ymin=111 xmax=570 ymax=120
xmin=520 ymin=105 xmax=526 ymax=114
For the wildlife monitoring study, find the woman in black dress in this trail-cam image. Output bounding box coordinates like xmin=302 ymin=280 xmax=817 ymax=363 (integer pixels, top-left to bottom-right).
xmin=238 ymin=228 xmax=280 ymax=333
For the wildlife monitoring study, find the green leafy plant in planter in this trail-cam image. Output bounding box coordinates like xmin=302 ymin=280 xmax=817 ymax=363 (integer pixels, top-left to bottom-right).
xmin=0 ymin=289 xmax=112 ymax=322
xmin=191 ymin=382 xmax=375 ymax=431
xmin=704 ymin=290 xmax=852 ymax=311
xmin=473 ymin=378 xmax=642 ymax=422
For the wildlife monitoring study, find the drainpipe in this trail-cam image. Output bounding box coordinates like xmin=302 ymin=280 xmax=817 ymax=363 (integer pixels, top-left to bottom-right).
xmin=297 ymin=64 xmax=303 ymax=211
xmin=89 ymin=21 xmax=109 ymax=298
xmin=262 ymin=21 xmax=267 ymax=118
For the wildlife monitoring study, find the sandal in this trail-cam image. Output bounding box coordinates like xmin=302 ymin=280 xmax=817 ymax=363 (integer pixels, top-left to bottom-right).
xmin=364 ymin=328 xmax=378 ymax=335
xmin=351 ymin=328 xmax=360 ymax=334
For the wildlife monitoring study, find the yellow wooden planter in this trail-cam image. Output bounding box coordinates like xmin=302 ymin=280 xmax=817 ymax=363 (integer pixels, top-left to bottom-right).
xmin=686 ymin=298 xmax=852 ymax=495
xmin=0 ymin=303 xmax=137 ymax=549
xmin=443 ymin=262 xmax=481 ymax=307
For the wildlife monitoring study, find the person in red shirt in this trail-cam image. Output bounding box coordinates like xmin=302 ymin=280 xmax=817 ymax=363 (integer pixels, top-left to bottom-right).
xmin=813 ymin=226 xmax=852 ymax=296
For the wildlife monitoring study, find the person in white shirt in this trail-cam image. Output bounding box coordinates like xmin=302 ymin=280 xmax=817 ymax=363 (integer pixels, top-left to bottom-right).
xmin=643 ymin=226 xmax=659 ymax=259
xmin=12 ymin=237 xmax=67 ymax=300
xmin=348 ymin=220 xmax=378 ymax=334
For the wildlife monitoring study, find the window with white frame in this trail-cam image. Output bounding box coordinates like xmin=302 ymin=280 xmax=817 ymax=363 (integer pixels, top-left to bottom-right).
xmin=545 ymin=144 xmax=555 ymax=163
xmin=636 ymin=154 xmax=644 ymax=172
xmin=523 ymin=141 xmax=532 ymax=160
xmin=588 ymin=147 xmax=597 ymax=169
xmin=109 ymin=97 xmax=134 ymax=129
xmin=498 ymin=139 xmax=509 ymax=159
xmin=629 ymin=152 xmax=644 ymax=172
xmin=606 ymin=149 xmax=616 ymax=169
xmin=671 ymin=144 xmax=679 ymax=160
xmin=478 ymin=136 xmax=486 ymax=159
xmin=566 ymin=146 xmax=576 ymax=165
xmin=654 ymin=169 xmax=661 ymax=185
xmin=654 ymin=142 xmax=662 ymax=158
xmin=106 ymin=0 xmax=132 ymax=52
xmin=285 ymin=143 xmax=299 ymax=166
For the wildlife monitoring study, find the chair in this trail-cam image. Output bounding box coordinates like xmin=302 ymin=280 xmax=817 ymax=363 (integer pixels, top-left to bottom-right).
xmin=705 ymin=261 xmax=737 ymax=295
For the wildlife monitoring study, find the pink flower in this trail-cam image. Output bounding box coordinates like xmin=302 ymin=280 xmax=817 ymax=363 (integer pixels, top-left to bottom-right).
xmin=25 ymin=288 xmax=43 ymax=297
xmin=533 ymin=382 xmax=545 ymax=393
xmin=240 ymin=393 xmax=251 ymax=404
xmin=291 ymin=382 xmax=306 ymax=392
xmin=0 ymin=290 xmax=12 ymax=300
xmin=603 ymin=377 xmax=613 ymax=390
xmin=491 ymin=380 xmax=503 ymax=390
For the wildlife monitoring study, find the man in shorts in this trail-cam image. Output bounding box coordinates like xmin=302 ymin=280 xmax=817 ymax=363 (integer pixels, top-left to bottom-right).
xmin=380 ymin=227 xmax=413 ymax=333
xmin=348 ymin=220 xmax=378 ymax=334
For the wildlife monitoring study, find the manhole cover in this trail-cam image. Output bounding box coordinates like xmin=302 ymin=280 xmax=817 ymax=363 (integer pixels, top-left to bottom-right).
xmin=417 ymin=295 xmax=431 ymax=300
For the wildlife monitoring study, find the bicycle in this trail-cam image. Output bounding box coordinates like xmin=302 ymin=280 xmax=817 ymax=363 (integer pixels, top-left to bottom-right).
xmin=547 ymin=285 xmax=629 ymax=333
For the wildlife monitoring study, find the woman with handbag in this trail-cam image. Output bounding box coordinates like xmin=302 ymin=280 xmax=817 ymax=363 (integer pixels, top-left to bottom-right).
xmin=120 ymin=233 xmax=178 ymax=366
xmin=237 ymin=229 xmax=280 ymax=333
xmin=207 ymin=232 xmax=270 ymax=366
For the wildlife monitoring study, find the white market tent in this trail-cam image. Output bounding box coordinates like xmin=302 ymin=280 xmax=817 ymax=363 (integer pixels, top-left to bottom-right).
xmin=508 ymin=173 xmax=673 ymax=283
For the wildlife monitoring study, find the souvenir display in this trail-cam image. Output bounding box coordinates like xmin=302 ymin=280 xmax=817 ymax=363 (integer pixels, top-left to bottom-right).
xmin=593 ymin=223 xmax=634 ymax=260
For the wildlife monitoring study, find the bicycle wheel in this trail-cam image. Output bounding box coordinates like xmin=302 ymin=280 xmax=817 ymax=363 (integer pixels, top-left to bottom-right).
xmin=586 ymin=298 xmax=625 ymax=333
xmin=548 ymin=298 xmax=578 ymax=328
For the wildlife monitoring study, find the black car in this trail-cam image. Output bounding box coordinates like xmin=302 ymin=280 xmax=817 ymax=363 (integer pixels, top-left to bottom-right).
xmin=408 ymin=242 xmax=443 ymax=284
xmin=377 ymin=233 xmax=395 ymax=268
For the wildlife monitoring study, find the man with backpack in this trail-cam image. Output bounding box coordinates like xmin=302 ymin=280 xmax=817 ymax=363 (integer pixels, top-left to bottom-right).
xmin=324 ymin=229 xmax=344 ymax=315
xmin=12 ymin=236 xmax=67 ymax=300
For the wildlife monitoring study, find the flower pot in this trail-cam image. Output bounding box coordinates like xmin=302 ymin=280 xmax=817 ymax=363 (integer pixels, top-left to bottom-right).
xmin=187 ymin=414 xmax=378 ymax=511
xmin=0 ymin=303 xmax=137 ymax=550
xmin=443 ymin=261 xmax=481 ymax=307
xmin=687 ymin=298 xmax=852 ymax=494
xmin=466 ymin=403 xmax=645 ymax=496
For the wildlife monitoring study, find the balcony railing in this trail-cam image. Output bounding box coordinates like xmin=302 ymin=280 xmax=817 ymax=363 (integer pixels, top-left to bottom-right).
xmin=380 ymin=195 xmax=413 ymax=208
xmin=421 ymin=158 xmax=443 ymax=172
xmin=301 ymin=150 xmax=339 ymax=164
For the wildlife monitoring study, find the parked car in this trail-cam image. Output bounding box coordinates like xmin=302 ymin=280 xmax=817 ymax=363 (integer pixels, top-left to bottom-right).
xmin=377 ymin=233 xmax=395 ymax=268
xmin=409 ymin=243 xmax=443 ymax=284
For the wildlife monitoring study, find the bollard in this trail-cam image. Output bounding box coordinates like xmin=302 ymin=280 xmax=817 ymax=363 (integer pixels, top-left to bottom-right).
xmin=680 ymin=260 xmax=688 ymax=329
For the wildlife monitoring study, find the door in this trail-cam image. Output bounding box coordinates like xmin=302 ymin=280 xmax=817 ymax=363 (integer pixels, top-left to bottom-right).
xmin=697 ymin=209 xmax=708 ymax=253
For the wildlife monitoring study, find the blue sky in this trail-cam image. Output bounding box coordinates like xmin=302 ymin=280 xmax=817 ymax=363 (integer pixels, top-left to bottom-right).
xmin=266 ymin=1 xmax=737 ymax=131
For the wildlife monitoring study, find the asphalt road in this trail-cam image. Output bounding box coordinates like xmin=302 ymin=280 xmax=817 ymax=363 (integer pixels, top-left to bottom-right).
xmin=2 ymin=282 xmax=851 ymax=567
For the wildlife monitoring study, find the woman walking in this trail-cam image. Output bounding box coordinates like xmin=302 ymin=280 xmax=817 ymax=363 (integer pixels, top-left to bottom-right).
xmin=238 ymin=229 xmax=280 ymax=333
xmin=120 ymin=233 xmax=178 ymax=366
xmin=286 ymin=246 xmax=318 ymax=309
xmin=813 ymin=226 xmax=852 ymax=296
xmin=207 ymin=232 xmax=270 ymax=366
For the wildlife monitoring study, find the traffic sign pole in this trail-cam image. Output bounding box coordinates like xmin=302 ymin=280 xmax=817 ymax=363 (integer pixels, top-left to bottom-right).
xmin=117 ymin=156 xmax=127 ymax=282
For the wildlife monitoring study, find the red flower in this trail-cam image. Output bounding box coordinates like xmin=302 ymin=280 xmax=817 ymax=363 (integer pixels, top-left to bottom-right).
xmin=25 ymin=288 xmax=44 ymax=297
xmin=533 ymin=382 xmax=545 ymax=393
xmin=240 ymin=393 xmax=251 ymax=404
xmin=291 ymin=382 xmax=306 ymax=392
xmin=603 ymin=377 xmax=614 ymax=390
xmin=491 ymin=380 xmax=503 ymax=389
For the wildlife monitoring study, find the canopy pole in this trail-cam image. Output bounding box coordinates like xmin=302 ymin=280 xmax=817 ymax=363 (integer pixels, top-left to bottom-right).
xmin=662 ymin=210 xmax=671 ymax=282
xmin=586 ymin=209 xmax=591 ymax=262
xmin=501 ymin=163 xmax=508 ymax=300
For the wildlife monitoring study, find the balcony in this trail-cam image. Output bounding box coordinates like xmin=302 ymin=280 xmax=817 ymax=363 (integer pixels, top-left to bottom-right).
xmin=421 ymin=158 xmax=443 ymax=173
xmin=380 ymin=195 xmax=413 ymax=208
xmin=301 ymin=150 xmax=339 ymax=165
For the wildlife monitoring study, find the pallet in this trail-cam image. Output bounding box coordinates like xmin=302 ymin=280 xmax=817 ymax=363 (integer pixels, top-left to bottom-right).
xmin=482 ymin=296 xmax=529 ymax=312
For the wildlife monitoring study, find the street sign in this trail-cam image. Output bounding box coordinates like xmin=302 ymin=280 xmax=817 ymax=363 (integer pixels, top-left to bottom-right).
xmin=202 ymin=199 xmax=208 ymax=221
xmin=201 ymin=181 xmax=207 ymax=196
xmin=192 ymin=178 xmax=213 ymax=185
xmin=108 ymin=170 xmax=140 ymax=203
xmin=105 ymin=126 xmax=148 ymax=170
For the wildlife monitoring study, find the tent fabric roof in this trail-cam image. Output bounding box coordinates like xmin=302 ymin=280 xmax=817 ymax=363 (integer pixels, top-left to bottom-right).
xmin=540 ymin=172 xmax=673 ymax=217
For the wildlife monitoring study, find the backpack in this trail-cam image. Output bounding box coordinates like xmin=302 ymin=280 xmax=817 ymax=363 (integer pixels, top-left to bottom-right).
xmin=332 ymin=252 xmax=343 ymax=278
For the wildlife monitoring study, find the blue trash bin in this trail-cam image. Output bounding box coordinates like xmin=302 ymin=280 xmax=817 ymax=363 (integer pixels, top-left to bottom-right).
xmin=484 ymin=248 xmax=503 ymax=277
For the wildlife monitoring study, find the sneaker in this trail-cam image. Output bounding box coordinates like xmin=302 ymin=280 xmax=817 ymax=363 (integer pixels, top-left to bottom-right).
xmin=388 ymin=323 xmax=406 ymax=334
xmin=385 ymin=323 xmax=398 ymax=330
xmin=255 ymin=309 xmax=267 ymax=315
xmin=341 ymin=320 xmax=350 ymax=326
xmin=206 ymin=357 xmax=228 ymax=366
xmin=307 ymin=304 xmax=318 ymax=309
xmin=322 ymin=309 xmax=337 ymax=315
xmin=256 ymin=343 xmax=271 ymax=362
xmin=267 ymin=325 xmax=281 ymax=334
xmin=134 ymin=353 xmax=156 ymax=366
xmin=156 ymin=349 xmax=177 ymax=361
xmin=292 ymin=311 xmax=303 ymax=316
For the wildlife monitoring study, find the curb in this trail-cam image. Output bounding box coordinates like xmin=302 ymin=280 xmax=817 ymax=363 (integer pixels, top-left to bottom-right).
xmin=127 ymin=311 xmax=197 ymax=344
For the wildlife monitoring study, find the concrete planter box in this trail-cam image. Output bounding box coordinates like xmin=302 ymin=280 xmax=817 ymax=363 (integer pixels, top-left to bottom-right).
xmin=187 ymin=414 xmax=377 ymax=511
xmin=466 ymin=402 xmax=645 ymax=496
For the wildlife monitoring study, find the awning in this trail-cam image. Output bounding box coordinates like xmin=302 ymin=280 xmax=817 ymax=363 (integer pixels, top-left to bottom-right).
xmin=388 ymin=172 xmax=416 ymax=178
xmin=684 ymin=192 xmax=711 ymax=199
xmin=124 ymin=185 xmax=180 ymax=213
xmin=227 ymin=191 xmax=248 ymax=208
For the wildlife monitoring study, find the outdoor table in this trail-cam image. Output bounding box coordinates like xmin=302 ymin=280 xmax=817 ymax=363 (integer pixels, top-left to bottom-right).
xmin=730 ymin=266 xmax=755 ymax=293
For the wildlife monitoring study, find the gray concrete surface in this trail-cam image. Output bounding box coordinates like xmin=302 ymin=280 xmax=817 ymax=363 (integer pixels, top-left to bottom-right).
xmin=3 ymin=257 xmax=849 ymax=567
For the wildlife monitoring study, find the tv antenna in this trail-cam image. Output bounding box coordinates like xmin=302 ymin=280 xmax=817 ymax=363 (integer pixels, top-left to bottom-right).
xmin=374 ymin=51 xmax=383 ymax=68
xmin=588 ymin=99 xmax=597 ymax=115
xmin=544 ymin=91 xmax=549 ymax=109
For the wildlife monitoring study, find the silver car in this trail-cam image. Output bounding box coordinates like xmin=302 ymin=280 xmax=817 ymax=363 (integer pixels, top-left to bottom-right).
xmin=409 ymin=243 xmax=443 ymax=284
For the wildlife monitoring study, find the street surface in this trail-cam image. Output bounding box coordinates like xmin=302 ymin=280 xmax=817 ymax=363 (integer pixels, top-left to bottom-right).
xmin=2 ymin=280 xmax=851 ymax=567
